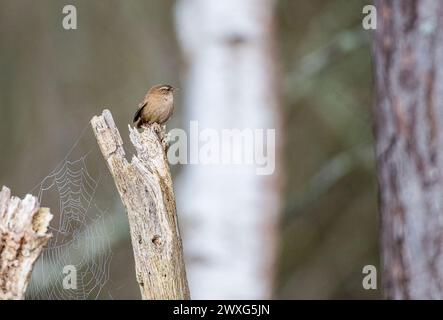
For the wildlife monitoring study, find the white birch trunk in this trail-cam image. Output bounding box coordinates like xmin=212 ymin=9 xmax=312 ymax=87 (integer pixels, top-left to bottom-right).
xmin=174 ymin=0 xmax=282 ymax=299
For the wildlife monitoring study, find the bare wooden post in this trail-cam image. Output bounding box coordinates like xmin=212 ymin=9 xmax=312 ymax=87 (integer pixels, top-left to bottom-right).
xmin=0 ymin=186 xmax=53 ymax=300
xmin=90 ymin=109 xmax=190 ymax=300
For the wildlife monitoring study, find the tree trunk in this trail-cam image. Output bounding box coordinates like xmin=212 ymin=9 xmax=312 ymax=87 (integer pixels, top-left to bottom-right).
xmin=0 ymin=186 xmax=52 ymax=300
xmin=90 ymin=110 xmax=190 ymax=300
xmin=174 ymin=0 xmax=282 ymax=299
xmin=373 ymin=0 xmax=443 ymax=299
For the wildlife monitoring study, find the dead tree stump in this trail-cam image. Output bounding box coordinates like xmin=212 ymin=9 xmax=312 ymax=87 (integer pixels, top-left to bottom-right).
xmin=0 ymin=186 xmax=52 ymax=300
xmin=90 ymin=109 xmax=190 ymax=300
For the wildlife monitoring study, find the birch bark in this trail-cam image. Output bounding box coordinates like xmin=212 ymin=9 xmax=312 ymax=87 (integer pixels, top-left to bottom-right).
xmin=175 ymin=0 xmax=282 ymax=298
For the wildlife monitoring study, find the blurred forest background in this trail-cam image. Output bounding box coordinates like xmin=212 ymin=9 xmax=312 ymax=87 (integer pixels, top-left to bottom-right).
xmin=0 ymin=0 xmax=378 ymax=299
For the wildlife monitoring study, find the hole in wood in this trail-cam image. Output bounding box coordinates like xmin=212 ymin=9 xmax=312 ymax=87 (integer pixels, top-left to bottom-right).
xmin=152 ymin=235 xmax=162 ymax=246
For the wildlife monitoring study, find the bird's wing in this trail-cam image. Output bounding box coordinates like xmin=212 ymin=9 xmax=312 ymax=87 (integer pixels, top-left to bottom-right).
xmin=133 ymin=101 xmax=146 ymax=123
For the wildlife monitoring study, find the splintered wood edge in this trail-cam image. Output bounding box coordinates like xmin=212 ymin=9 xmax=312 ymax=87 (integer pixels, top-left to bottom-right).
xmin=0 ymin=186 xmax=53 ymax=236
xmin=0 ymin=186 xmax=53 ymax=300
xmin=91 ymin=109 xmax=126 ymax=161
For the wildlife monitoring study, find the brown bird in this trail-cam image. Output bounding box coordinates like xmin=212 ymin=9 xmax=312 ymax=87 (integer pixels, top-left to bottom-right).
xmin=133 ymin=84 xmax=176 ymax=128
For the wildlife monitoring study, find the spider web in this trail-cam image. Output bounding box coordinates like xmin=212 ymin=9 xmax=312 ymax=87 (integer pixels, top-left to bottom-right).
xmin=26 ymin=129 xmax=113 ymax=300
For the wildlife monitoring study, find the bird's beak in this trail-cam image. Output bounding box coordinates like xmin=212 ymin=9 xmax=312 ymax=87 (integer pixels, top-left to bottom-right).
xmin=173 ymin=87 xmax=180 ymax=92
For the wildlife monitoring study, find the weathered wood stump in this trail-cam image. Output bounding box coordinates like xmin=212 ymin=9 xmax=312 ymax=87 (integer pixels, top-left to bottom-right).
xmin=0 ymin=186 xmax=52 ymax=300
xmin=91 ymin=109 xmax=190 ymax=300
